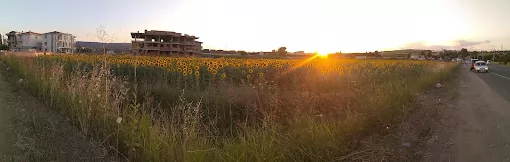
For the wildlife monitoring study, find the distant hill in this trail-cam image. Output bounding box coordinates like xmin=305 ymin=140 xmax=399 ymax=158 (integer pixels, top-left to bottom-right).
xmin=76 ymin=41 xmax=131 ymax=52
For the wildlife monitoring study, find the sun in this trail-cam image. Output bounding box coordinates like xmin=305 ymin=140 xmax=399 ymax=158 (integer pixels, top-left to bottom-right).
xmin=316 ymin=51 xmax=329 ymax=58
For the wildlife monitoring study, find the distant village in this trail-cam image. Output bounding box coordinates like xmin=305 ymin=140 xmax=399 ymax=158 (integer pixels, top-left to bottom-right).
xmin=1 ymin=29 xmax=508 ymax=61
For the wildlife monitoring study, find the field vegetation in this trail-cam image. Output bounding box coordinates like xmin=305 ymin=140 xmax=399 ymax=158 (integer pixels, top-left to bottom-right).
xmin=0 ymin=54 xmax=456 ymax=161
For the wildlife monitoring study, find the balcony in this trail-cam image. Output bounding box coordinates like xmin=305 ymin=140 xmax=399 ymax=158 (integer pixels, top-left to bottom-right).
xmin=171 ymin=48 xmax=182 ymax=52
xmin=139 ymin=47 xmax=160 ymax=50
xmin=132 ymin=40 xmax=160 ymax=44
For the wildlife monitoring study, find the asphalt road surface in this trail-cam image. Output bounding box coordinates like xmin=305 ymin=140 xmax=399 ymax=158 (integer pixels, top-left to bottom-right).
xmin=474 ymin=64 xmax=510 ymax=102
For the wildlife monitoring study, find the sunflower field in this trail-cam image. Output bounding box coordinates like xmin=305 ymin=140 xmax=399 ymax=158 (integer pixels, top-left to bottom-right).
xmin=0 ymin=54 xmax=456 ymax=161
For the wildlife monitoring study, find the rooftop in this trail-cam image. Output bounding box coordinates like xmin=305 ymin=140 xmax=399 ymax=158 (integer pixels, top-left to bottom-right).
xmin=131 ymin=30 xmax=199 ymax=39
xmin=21 ymin=31 xmax=41 ymax=35
xmin=7 ymin=31 xmax=73 ymax=35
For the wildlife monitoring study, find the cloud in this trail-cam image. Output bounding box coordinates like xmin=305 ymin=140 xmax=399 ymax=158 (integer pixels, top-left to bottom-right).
xmin=455 ymin=40 xmax=490 ymax=47
xmin=399 ymin=41 xmax=450 ymax=50
xmin=400 ymin=40 xmax=491 ymax=51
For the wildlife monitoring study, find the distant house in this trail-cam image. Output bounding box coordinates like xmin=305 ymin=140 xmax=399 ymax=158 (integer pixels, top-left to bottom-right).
xmin=289 ymin=51 xmax=314 ymax=56
xmin=381 ymin=49 xmax=422 ymax=58
xmin=6 ymin=30 xmax=75 ymax=53
xmin=410 ymin=54 xmax=421 ymax=60
xmin=355 ymin=56 xmax=367 ymax=59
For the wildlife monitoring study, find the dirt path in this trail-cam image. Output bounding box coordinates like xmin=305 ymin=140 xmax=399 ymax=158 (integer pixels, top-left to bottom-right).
xmin=0 ymin=73 xmax=18 ymax=160
xmin=422 ymin=67 xmax=510 ymax=162
xmin=0 ymin=69 xmax=114 ymax=161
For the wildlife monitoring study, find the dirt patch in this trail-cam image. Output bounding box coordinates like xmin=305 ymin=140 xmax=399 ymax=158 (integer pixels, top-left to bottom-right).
xmin=339 ymin=68 xmax=460 ymax=161
xmin=0 ymin=73 xmax=19 ymax=159
xmin=421 ymin=66 xmax=510 ymax=162
xmin=0 ymin=63 xmax=115 ymax=161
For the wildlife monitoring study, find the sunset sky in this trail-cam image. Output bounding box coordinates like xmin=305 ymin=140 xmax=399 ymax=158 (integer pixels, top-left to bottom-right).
xmin=2 ymin=0 xmax=509 ymax=53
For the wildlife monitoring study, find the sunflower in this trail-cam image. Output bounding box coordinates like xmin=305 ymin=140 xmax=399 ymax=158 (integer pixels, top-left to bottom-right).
xmin=212 ymin=70 xmax=218 ymax=75
xmin=177 ymin=68 xmax=183 ymax=72
xmin=194 ymin=66 xmax=199 ymax=70
xmin=221 ymin=73 xmax=226 ymax=78
xmin=249 ymin=69 xmax=253 ymax=73
xmin=242 ymin=70 xmax=246 ymax=74
xmin=258 ymin=72 xmax=264 ymax=77
xmin=246 ymin=75 xmax=251 ymax=79
xmin=195 ymin=71 xmax=200 ymax=76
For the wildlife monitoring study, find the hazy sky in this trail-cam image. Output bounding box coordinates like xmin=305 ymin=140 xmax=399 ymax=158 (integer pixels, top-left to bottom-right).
xmin=2 ymin=0 xmax=510 ymax=53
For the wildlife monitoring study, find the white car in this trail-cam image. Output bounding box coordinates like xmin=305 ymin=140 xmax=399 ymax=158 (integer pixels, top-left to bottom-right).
xmin=473 ymin=61 xmax=489 ymax=73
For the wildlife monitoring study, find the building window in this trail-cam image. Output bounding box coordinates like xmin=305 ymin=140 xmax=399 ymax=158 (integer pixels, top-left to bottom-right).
xmin=44 ymin=42 xmax=47 ymax=45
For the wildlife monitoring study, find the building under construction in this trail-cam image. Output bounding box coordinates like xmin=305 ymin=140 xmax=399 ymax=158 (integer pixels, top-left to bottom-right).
xmin=131 ymin=30 xmax=202 ymax=56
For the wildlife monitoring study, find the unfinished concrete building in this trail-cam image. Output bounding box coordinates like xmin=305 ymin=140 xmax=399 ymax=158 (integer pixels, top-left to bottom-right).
xmin=131 ymin=30 xmax=202 ymax=56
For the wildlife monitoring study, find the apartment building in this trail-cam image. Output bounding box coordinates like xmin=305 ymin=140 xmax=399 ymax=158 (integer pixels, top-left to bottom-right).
xmin=131 ymin=30 xmax=202 ymax=56
xmin=0 ymin=35 xmax=6 ymax=45
xmin=42 ymin=31 xmax=75 ymax=53
xmin=6 ymin=31 xmax=42 ymax=51
xmin=6 ymin=31 xmax=75 ymax=53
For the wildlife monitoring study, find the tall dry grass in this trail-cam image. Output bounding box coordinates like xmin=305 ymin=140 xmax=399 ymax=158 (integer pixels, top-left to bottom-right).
xmin=0 ymin=54 xmax=456 ymax=161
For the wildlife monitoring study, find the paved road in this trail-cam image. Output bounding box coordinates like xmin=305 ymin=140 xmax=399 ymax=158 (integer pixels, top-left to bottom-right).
xmin=473 ymin=64 xmax=510 ymax=102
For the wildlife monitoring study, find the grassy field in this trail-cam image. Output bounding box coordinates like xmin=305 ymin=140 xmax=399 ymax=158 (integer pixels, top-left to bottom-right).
xmin=0 ymin=54 xmax=456 ymax=161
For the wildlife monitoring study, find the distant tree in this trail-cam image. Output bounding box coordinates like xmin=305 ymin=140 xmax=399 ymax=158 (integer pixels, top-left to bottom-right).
xmin=239 ymin=51 xmax=248 ymax=55
xmin=460 ymin=48 xmax=469 ymax=57
xmin=420 ymin=50 xmax=425 ymax=56
xmin=470 ymin=51 xmax=478 ymax=59
xmin=277 ymin=47 xmax=287 ymax=55
xmin=374 ymin=50 xmax=380 ymax=56
xmin=426 ymin=50 xmax=433 ymax=58
xmin=0 ymin=44 xmax=8 ymax=50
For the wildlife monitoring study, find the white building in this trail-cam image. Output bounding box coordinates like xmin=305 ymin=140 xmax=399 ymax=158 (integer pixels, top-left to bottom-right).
xmin=42 ymin=31 xmax=75 ymax=53
xmin=0 ymin=35 xmax=6 ymax=45
xmin=6 ymin=31 xmax=75 ymax=53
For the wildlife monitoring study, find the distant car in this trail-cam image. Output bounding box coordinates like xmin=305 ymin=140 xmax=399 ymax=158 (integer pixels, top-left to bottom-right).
xmin=486 ymin=60 xmax=492 ymax=64
xmin=473 ymin=61 xmax=489 ymax=73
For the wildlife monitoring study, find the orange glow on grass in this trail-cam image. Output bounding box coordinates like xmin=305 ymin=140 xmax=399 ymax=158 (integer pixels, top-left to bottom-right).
xmin=282 ymin=54 xmax=319 ymax=75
